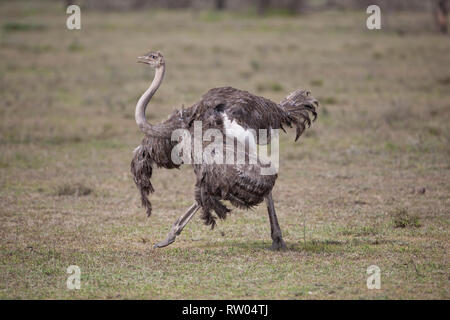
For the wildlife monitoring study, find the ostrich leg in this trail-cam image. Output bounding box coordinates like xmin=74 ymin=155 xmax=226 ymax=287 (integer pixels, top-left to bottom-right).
xmin=265 ymin=192 xmax=287 ymax=251
xmin=153 ymin=203 xmax=200 ymax=248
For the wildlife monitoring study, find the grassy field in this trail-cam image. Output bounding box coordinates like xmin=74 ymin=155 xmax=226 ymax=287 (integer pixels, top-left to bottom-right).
xmin=0 ymin=1 xmax=449 ymax=299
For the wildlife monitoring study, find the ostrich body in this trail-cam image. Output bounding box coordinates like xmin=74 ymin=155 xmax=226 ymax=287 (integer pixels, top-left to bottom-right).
xmin=131 ymin=51 xmax=318 ymax=250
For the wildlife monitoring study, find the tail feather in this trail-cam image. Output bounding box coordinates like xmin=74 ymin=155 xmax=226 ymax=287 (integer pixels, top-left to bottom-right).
xmin=279 ymin=89 xmax=319 ymax=141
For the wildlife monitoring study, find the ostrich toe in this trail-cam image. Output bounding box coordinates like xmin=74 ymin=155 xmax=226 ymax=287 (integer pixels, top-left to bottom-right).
xmin=271 ymin=237 xmax=287 ymax=251
xmin=153 ymin=235 xmax=176 ymax=248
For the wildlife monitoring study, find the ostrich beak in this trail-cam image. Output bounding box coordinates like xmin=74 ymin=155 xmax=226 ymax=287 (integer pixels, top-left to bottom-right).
xmin=137 ymin=56 xmax=150 ymax=64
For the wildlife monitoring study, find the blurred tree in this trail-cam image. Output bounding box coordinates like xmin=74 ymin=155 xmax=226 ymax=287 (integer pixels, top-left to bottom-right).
xmin=326 ymin=0 xmax=337 ymax=8
xmin=286 ymin=0 xmax=304 ymax=14
xmin=132 ymin=0 xmax=147 ymax=9
xmin=257 ymin=0 xmax=270 ymax=15
xmin=257 ymin=0 xmax=304 ymax=15
xmin=434 ymin=0 xmax=448 ymax=33
xmin=215 ymin=0 xmax=226 ymax=10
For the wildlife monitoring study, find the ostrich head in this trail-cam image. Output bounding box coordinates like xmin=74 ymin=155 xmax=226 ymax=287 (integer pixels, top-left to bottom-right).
xmin=137 ymin=51 xmax=165 ymax=68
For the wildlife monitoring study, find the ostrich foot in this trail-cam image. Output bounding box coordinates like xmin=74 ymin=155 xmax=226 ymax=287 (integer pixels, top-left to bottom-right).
xmin=271 ymin=237 xmax=287 ymax=251
xmin=153 ymin=234 xmax=176 ymax=248
xmin=153 ymin=203 xmax=200 ymax=249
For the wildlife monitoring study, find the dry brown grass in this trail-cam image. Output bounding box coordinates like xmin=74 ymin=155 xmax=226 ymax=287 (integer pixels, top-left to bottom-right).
xmin=0 ymin=1 xmax=449 ymax=299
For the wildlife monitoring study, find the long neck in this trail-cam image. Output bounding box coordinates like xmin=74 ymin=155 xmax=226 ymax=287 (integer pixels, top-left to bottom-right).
xmin=135 ymin=65 xmax=167 ymax=137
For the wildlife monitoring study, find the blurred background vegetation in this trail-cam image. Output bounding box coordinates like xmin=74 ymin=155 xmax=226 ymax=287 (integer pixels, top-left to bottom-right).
xmin=65 ymin=0 xmax=449 ymax=33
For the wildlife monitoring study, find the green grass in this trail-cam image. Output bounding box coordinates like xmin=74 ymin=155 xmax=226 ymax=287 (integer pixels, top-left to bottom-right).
xmin=392 ymin=208 xmax=422 ymax=229
xmin=0 ymin=1 xmax=449 ymax=299
xmin=2 ymin=22 xmax=45 ymax=32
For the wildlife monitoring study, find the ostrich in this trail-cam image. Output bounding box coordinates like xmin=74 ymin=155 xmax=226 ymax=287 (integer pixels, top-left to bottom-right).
xmin=131 ymin=51 xmax=318 ymax=250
